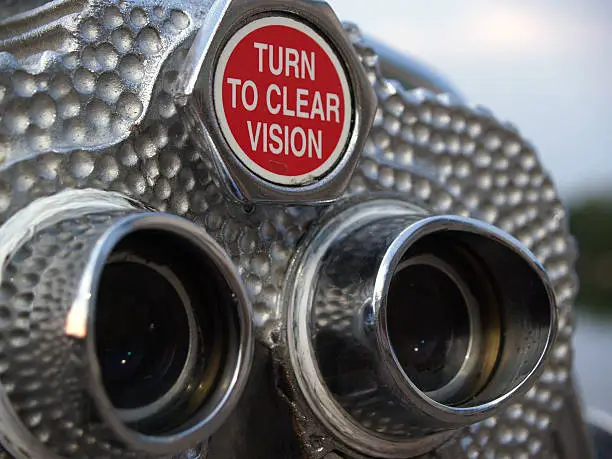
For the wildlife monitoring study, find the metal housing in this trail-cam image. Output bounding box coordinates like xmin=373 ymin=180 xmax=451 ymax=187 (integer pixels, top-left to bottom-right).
xmin=0 ymin=190 xmax=254 ymax=458
xmin=0 ymin=0 xmax=591 ymax=457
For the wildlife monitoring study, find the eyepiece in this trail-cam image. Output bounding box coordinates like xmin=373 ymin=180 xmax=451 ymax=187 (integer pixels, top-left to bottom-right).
xmin=0 ymin=191 xmax=253 ymax=458
xmin=87 ymin=215 xmax=254 ymax=447
xmin=381 ymin=223 xmax=554 ymax=414
xmin=288 ymin=199 xmax=556 ymax=458
xmin=94 ymin=228 xmax=231 ymax=432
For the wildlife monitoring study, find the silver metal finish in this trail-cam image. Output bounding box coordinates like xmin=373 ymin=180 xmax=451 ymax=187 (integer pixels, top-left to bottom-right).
xmin=175 ymin=0 xmax=377 ymax=203
xmin=285 ymin=198 xmax=556 ymax=457
xmin=0 ymin=0 xmax=589 ymax=458
xmin=0 ymin=0 xmax=202 ymax=166
xmin=0 ymin=190 xmax=253 ymax=458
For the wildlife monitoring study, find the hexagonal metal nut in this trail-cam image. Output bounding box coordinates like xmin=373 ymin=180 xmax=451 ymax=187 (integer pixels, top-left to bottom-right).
xmin=174 ymin=0 xmax=376 ymax=204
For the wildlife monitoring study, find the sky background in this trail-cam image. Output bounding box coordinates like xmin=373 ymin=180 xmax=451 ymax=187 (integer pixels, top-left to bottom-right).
xmin=329 ymin=0 xmax=612 ymax=202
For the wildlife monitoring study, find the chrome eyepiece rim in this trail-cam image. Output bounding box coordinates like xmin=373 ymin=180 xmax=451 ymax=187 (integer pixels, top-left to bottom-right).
xmin=376 ymin=214 xmax=557 ymax=417
xmin=83 ymin=212 xmax=254 ymax=454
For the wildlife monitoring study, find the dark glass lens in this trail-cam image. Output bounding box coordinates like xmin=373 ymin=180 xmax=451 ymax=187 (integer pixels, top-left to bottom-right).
xmin=95 ymin=260 xmax=191 ymax=410
xmin=386 ymin=263 xmax=471 ymax=395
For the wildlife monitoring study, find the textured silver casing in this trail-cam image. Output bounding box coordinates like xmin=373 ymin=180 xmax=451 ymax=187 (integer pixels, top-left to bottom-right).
xmin=0 ymin=189 xmax=254 ymax=458
xmin=284 ymin=199 xmax=557 ymax=457
xmin=0 ymin=0 xmax=593 ymax=458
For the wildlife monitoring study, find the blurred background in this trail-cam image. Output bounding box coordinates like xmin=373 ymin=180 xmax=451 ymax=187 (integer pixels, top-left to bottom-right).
xmin=329 ymin=0 xmax=612 ymax=414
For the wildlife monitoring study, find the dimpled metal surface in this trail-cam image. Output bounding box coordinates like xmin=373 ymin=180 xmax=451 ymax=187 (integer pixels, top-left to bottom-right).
xmin=0 ymin=0 xmax=580 ymax=458
xmin=0 ymin=0 xmax=202 ymax=165
xmin=0 ymin=211 xmax=142 ymax=458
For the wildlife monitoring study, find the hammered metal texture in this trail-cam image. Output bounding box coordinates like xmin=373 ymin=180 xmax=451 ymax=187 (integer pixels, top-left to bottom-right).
xmin=0 ymin=1 xmax=579 ymax=457
xmin=0 ymin=0 xmax=203 ymax=165
xmin=0 ymin=210 xmax=146 ymax=458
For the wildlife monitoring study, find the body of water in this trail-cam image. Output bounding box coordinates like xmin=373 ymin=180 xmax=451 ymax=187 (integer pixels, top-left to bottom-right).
xmin=573 ymin=312 xmax=612 ymax=415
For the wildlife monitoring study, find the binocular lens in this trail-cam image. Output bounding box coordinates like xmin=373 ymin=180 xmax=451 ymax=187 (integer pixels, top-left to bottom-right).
xmin=92 ymin=228 xmax=231 ymax=431
xmin=96 ymin=260 xmax=193 ymax=410
xmin=387 ymin=261 xmax=471 ymax=397
xmin=0 ymin=206 xmax=253 ymax=456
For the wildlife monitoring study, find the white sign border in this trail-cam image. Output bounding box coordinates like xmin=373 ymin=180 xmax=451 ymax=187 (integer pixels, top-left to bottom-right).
xmin=213 ymin=16 xmax=353 ymax=187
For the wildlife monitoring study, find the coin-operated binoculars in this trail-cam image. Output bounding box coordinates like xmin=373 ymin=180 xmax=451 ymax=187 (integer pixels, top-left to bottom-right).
xmin=0 ymin=0 xmax=594 ymax=457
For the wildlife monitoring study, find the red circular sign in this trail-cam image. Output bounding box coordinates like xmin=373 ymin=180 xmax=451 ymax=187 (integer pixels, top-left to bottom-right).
xmin=214 ymin=17 xmax=353 ymax=186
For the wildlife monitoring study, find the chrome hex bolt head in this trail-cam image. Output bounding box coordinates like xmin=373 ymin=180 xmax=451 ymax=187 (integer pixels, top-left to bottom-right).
xmin=174 ymin=0 xmax=377 ymax=204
